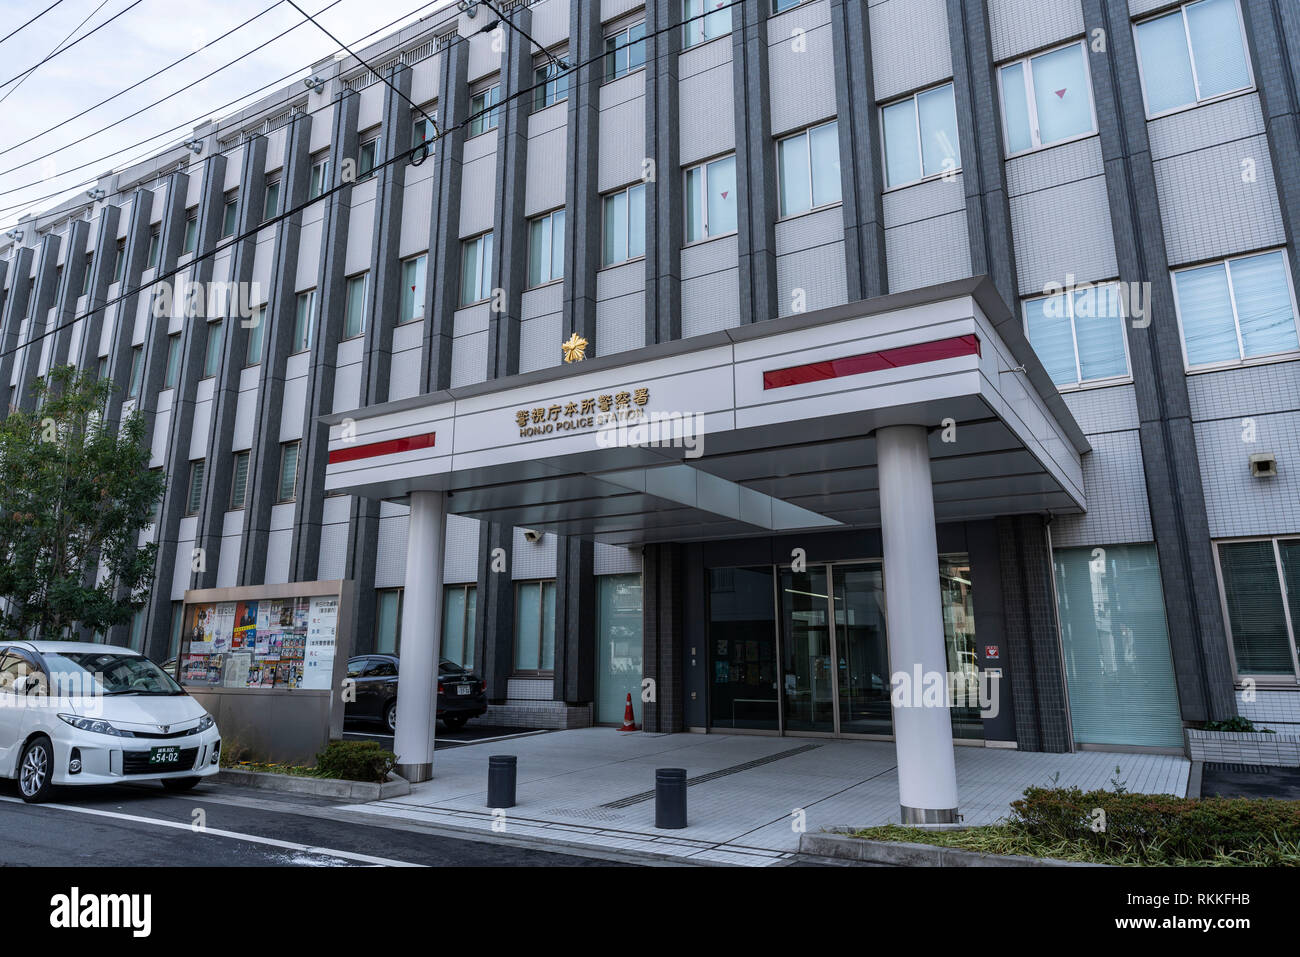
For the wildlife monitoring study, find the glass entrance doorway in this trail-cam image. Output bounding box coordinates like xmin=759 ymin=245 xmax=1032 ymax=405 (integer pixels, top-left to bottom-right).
xmin=708 ymin=556 xmax=982 ymax=739
xmin=779 ymin=562 xmax=890 ymax=735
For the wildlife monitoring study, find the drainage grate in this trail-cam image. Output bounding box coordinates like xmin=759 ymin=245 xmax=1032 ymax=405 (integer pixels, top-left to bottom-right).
xmin=1204 ymin=762 xmax=1271 ymax=774
xmin=600 ymin=744 xmax=823 ymax=809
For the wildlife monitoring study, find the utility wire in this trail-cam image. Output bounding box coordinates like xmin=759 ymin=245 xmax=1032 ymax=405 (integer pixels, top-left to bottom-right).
xmin=0 ymin=0 xmax=110 ymax=109
xmin=0 ymin=0 xmax=66 ymax=49
xmin=0 ymin=0 xmax=454 ymax=220
xmin=0 ymin=0 xmax=145 ymax=93
xmin=286 ymin=0 xmax=440 ymax=138
xmin=0 ymin=0 xmax=286 ymax=160
xmin=0 ymin=0 xmax=749 ymax=360
xmin=477 ymin=0 xmax=567 ymax=71
xmin=0 ymin=0 xmax=348 ymax=181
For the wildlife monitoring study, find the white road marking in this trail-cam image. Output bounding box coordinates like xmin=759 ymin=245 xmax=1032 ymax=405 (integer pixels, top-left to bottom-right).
xmin=0 ymin=796 xmax=424 ymax=867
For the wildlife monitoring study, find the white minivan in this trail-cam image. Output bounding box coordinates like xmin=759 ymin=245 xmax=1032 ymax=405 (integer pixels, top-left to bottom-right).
xmin=0 ymin=641 xmax=221 ymax=803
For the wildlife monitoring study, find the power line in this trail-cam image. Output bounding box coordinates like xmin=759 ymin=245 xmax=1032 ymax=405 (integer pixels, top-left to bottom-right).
xmin=286 ymin=0 xmax=440 ymax=138
xmin=0 ymin=0 xmax=749 ymax=360
xmin=0 ymin=0 xmax=110 ymax=109
xmin=0 ymin=0 xmax=146 ymax=93
xmin=0 ymin=0 xmax=286 ymax=160
xmin=0 ymin=0 xmax=454 ymax=219
xmin=477 ymin=0 xmax=566 ymax=72
xmin=0 ymin=0 xmax=348 ymax=181
xmin=0 ymin=0 xmax=66 ymax=50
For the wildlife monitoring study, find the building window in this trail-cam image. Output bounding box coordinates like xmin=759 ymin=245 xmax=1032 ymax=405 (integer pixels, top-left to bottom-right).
xmin=604 ymin=21 xmax=646 ymax=82
xmin=277 ymin=441 xmax=300 ymax=503
xmin=881 ymin=83 xmax=960 ymax=188
xmin=146 ymin=226 xmax=161 ymax=269
xmin=1134 ymin=0 xmax=1251 ymax=117
xmin=113 ymin=238 xmax=126 ymax=282
xmin=778 ymin=120 xmax=842 ymax=216
xmin=203 ymin=319 xmax=223 ymax=377
xmin=231 ymin=450 xmax=250 ymax=510
xmin=1053 ymin=544 xmax=1184 ymax=747
xmin=309 ymin=158 xmax=329 ymax=199
xmin=344 ymin=273 xmax=368 ymax=338
xmin=163 ymin=333 xmax=182 ymax=389
xmin=411 ymin=116 xmax=436 ymax=149
xmin=596 ymin=574 xmax=643 ymax=724
xmin=602 ymin=183 xmax=646 ymax=265
xmin=528 ymin=209 xmax=566 ymax=287
xmin=186 ymin=460 xmax=205 ymax=516
xmin=82 ymin=254 xmax=94 ymax=295
xmin=293 ymin=290 xmax=316 ymax=352
xmin=533 ymin=60 xmax=569 ymax=111
xmin=1024 ymin=283 xmax=1130 ymax=387
xmin=469 ymin=85 xmax=501 ymax=137
xmin=263 ymin=177 xmax=281 ymax=223
xmin=460 ymin=234 xmax=493 ymax=306
xmin=683 ymin=0 xmax=732 ymax=48
xmin=400 ymin=255 xmax=426 ymax=323
xmin=127 ymin=346 xmax=144 ymax=397
xmin=1216 ymin=538 xmax=1300 ymax=679
xmin=772 ymin=0 xmax=806 ymax=12
xmin=182 ymin=211 xmax=198 ymax=254
xmin=1172 ymin=249 xmax=1299 ymax=368
xmin=998 ymin=40 xmax=1096 ymax=155
xmin=358 ymin=136 xmax=380 ymax=180
xmin=514 ymin=580 xmax=556 ymax=673
xmin=222 ymin=192 xmax=239 ymax=237
xmin=442 ymin=584 xmax=477 ymax=669
xmin=685 ymin=154 xmax=737 ymax=243
xmin=245 ymin=305 xmax=265 ymax=366
xmin=376 ymin=588 xmax=403 ymax=654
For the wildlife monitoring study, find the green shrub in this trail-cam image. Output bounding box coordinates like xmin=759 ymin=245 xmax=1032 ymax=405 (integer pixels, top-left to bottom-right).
xmin=1010 ymin=786 xmax=1300 ymax=864
xmin=314 ymin=739 xmax=397 ymax=783
xmin=1204 ymin=715 xmax=1274 ymax=733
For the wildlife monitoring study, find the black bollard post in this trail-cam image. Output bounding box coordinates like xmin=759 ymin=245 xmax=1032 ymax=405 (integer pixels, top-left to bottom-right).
xmin=655 ymin=767 xmax=687 ymax=829
xmin=487 ymin=754 xmax=517 ymax=809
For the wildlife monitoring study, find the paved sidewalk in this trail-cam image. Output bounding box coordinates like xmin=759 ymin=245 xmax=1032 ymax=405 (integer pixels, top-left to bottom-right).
xmin=341 ymin=729 xmax=1189 ymax=866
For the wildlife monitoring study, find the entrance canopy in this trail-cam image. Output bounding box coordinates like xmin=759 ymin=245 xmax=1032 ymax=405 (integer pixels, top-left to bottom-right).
xmin=322 ymin=278 xmax=1090 ymax=545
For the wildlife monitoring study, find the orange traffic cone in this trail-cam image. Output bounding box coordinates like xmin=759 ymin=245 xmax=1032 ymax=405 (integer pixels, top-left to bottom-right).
xmin=618 ymin=692 xmax=639 ymax=732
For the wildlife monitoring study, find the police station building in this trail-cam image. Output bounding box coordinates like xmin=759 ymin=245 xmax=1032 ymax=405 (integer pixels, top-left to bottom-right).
xmin=4 ymin=0 xmax=1300 ymax=816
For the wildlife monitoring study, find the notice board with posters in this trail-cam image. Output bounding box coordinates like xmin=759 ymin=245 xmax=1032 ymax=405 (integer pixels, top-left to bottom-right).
xmin=177 ymin=580 xmax=353 ymax=765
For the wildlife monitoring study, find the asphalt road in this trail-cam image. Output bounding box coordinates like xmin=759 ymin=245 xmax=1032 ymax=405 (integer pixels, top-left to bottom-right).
xmin=0 ymin=777 xmax=627 ymax=867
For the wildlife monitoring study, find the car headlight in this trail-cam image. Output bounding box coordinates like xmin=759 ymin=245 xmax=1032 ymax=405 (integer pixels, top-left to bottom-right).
xmin=194 ymin=714 xmax=215 ymax=733
xmin=58 ymin=714 xmax=134 ymax=737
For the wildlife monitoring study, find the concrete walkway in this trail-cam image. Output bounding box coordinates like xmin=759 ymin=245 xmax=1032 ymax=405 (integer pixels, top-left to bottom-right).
xmin=341 ymin=728 xmax=1189 ymax=866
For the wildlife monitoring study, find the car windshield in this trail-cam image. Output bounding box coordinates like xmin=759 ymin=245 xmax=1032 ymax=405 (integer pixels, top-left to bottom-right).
xmin=41 ymin=651 xmax=185 ymax=696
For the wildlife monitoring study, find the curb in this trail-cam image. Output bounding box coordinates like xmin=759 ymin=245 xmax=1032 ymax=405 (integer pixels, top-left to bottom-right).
xmin=218 ymin=768 xmax=411 ymax=801
xmin=798 ymin=831 xmax=1102 ymax=867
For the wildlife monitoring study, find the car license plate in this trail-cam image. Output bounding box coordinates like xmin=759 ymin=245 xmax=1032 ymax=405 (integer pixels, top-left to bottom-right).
xmin=456 ymin=684 xmax=471 ymax=695
xmin=149 ymin=746 xmax=182 ymax=765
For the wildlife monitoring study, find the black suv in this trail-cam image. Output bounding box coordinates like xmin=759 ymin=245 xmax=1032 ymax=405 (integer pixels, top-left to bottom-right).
xmin=344 ymin=654 xmax=487 ymax=733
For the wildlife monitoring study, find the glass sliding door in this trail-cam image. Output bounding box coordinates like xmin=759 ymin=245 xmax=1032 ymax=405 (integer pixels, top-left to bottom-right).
xmin=779 ymin=566 xmax=835 ymax=732
xmin=831 ymin=563 xmax=892 ymax=735
xmin=708 ymin=567 xmax=779 ymax=730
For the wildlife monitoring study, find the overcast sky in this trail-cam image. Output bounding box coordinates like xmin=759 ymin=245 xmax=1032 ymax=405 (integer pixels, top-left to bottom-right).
xmin=0 ymin=0 xmax=457 ymax=231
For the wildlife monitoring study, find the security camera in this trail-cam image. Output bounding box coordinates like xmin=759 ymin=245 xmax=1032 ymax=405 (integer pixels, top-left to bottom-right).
xmin=521 ymin=529 xmax=543 ymax=544
xmin=1249 ymin=453 xmax=1278 ymax=478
